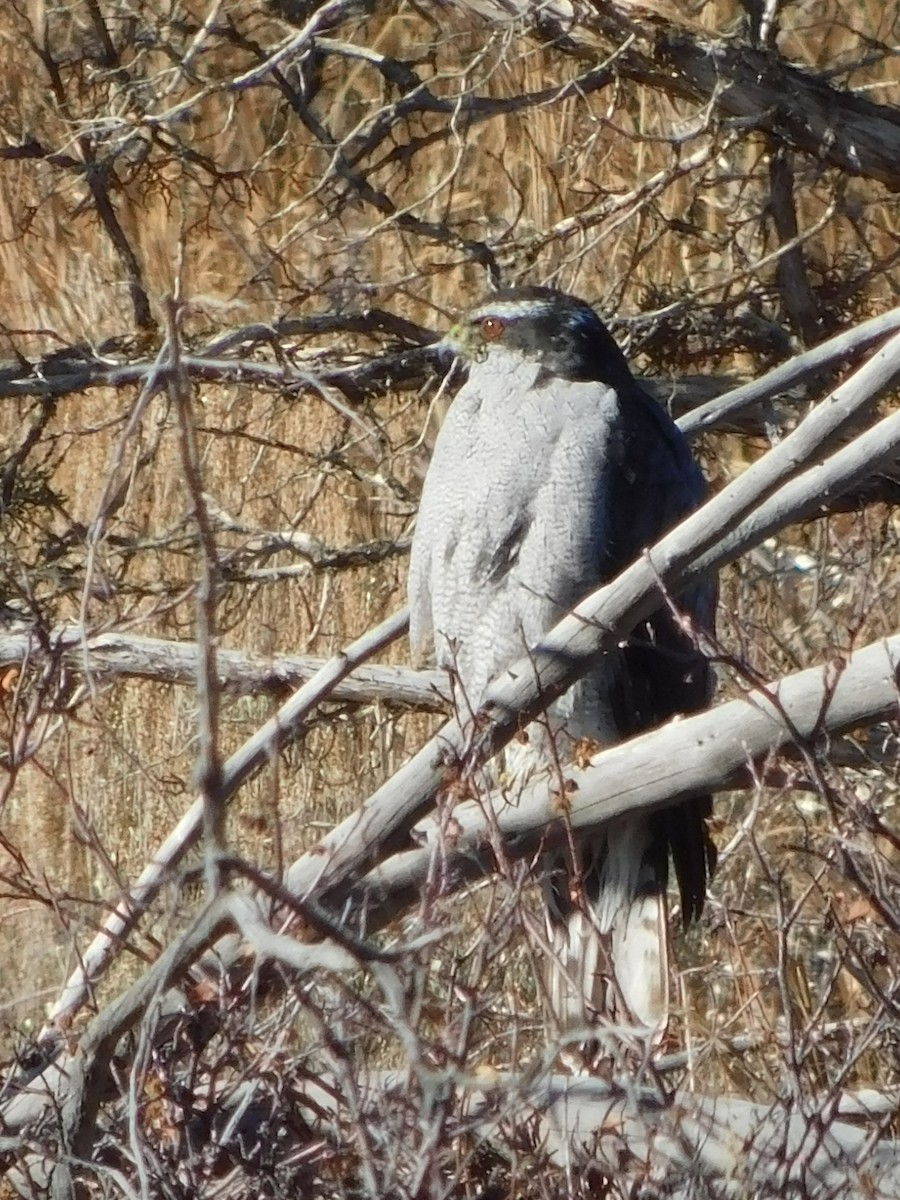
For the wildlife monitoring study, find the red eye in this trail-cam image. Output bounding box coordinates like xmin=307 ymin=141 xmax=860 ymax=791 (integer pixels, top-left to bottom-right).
xmin=480 ymin=316 xmax=505 ymax=342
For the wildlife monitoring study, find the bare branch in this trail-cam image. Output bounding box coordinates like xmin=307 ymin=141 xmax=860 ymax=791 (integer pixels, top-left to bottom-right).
xmin=41 ymin=607 xmax=410 ymax=1035
xmin=0 ymin=625 xmax=447 ymax=709
xmin=456 ymin=0 xmax=900 ymax=190
xmin=291 ymin=1069 xmax=900 ymax=1196
xmin=5 ymin=303 xmax=900 ymax=460
xmin=403 ymin=635 xmax=900 ymax=885
xmin=168 ymin=296 xmax=227 ymax=893
xmin=280 ymin=330 xmax=900 ymax=913
xmin=678 ymin=304 xmax=900 ymax=435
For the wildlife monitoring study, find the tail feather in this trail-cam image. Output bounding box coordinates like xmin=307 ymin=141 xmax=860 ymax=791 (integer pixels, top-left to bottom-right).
xmin=610 ymin=890 xmax=669 ymax=1031
xmin=543 ymin=816 xmax=670 ymax=1040
xmin=544 ymin=908 xmax=607 ymax=1034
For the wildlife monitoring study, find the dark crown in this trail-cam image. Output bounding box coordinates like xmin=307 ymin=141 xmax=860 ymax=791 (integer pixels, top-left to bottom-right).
xmin=467 ymin=286 xmax=635 ymax=386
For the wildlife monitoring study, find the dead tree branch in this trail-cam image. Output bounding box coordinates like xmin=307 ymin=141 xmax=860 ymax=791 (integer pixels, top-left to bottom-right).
xmin=34 ymin=327 xmax=900 ymax=1038
xmin=402 ymin=635 xmax=900 ymax=892
xmin=40 ymin=607 xmax=410 ymax=1034
xmin=0 ymin=625 xmax=447 ymax=708
xmin=293 ymin=1069 xmax=900 ymax=1197
xmin=454 ymin=0 xmax=900 ymax=191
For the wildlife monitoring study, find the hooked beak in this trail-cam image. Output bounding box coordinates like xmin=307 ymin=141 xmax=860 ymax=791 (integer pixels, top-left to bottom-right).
xmin=432 ymin=324 xmax=467 ymax=373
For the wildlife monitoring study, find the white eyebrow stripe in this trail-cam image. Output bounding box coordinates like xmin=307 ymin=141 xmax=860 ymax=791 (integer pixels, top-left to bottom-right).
xmin=466 ymin=299 xmax=555 ymax=322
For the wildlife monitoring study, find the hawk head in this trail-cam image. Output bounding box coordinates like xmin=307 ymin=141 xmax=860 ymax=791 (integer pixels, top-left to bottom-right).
xmin=444 ymin=286 xmax=636 ymax=390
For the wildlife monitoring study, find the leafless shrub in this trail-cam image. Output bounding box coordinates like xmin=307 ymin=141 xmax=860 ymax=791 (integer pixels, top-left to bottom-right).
xmin=2 ymin=0 xmax=900 ymax=1195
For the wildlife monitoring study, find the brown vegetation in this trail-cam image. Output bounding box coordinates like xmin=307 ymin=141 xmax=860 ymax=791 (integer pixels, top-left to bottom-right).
xmin=1 ymin=0 xmax=900 ymax=1195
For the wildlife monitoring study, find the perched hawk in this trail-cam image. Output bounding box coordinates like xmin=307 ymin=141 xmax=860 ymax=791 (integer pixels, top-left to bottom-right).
xmin=408 ymin=286 xmax=716 ymax=1038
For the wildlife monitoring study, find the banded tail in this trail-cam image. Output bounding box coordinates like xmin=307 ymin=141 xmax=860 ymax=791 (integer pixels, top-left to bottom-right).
xmin=544 ymin=802 xmax=714 ymax=1044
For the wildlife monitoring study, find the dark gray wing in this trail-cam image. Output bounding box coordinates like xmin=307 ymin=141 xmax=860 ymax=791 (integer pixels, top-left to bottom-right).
xmin=599 ymin=383 xmax=717 ymax=924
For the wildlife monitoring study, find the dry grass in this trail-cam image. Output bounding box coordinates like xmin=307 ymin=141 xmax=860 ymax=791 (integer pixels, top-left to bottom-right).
xmin=1 ymin=0 xmax=900 ymax=1192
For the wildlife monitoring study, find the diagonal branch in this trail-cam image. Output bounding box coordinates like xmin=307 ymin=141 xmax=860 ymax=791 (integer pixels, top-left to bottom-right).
xmin=454 ymin=0 xmax=900 ymax=191
xmin=37 ymin=327 xmax=900 ymax=1036
xmin=41 ymin=607 xmax=411 ymax=1034
xmin=399 ymin=636 xmax=900 ymax=894
xmin=282 ymin=328 xmax=900 ymax=911
xmin=677 ymin=304 xmax=900 ymax=435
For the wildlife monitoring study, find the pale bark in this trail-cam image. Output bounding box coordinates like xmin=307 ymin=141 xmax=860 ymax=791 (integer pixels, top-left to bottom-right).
xmin=408 ymin=635 xmax=900 ymax=871
xmin=38 ymin=329 xmax=900 ymax=1036
xmin=677 ymin=304 xmax=900 ymax=435
xmin=287 ymin=1070 xmax=900 ymax=1198
xmin=41 ymin=607 xmax=410 ymax=1033
xmin=0 ymin=625 xmax=447 ymax=709
xmin=285 ymin=329 xmax=900 ymax=912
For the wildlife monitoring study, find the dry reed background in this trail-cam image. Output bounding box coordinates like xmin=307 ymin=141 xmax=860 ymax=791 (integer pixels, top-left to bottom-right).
xmin=1 ymin=0 xmax=900 ymax=1194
